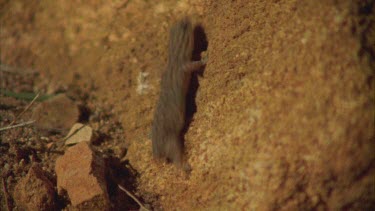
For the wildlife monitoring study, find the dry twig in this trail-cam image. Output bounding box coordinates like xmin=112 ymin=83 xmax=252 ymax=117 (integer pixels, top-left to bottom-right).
xmin=9 ymin=92 xmax=40 ymax=126
xmin=118 ymin=184 xmax=150 ymax=211
xmin=0 ymin=64 xmax=36 ymax=74
xmin=0 ymin=120 xmax=35 ymax=132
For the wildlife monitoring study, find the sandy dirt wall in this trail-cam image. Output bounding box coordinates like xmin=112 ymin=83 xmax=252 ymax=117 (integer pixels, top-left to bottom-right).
xmin=1 ymin=0 xmax=374 ymax=210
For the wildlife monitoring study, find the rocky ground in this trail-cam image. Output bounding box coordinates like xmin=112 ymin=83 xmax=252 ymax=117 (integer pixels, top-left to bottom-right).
xmin=0 ymin=0 xmax=374 ymax=210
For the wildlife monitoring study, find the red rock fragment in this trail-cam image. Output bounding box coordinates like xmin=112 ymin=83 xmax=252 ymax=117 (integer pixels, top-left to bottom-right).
xmin=55 ymin=142 xmax=109 ymax=209
xmin=31 ymin=94 xmax=79 ymax=132
xmin=14 ymin=164 xmax=56 ymax=210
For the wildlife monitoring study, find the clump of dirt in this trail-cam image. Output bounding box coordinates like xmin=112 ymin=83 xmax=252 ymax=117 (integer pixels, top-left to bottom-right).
xmin=1 ymin=0 xmax=374 ymax=210
xmin=0 ymin=68 xmax=141 ymax=209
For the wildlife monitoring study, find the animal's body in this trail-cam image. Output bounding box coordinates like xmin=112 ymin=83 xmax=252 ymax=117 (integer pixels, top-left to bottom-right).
xmin=151 ymin=17 xmax=205 ymax=167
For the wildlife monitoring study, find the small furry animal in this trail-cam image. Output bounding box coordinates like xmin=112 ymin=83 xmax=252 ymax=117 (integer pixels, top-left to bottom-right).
xmin=152 ymin=17 xmax=206 ymax=168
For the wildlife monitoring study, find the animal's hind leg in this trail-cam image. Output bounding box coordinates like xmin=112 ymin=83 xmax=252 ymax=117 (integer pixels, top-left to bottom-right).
xmin=152 ymin=138 xmax=164 ymax=159
xmin=165 ymin=135 xmax=183 ymax=167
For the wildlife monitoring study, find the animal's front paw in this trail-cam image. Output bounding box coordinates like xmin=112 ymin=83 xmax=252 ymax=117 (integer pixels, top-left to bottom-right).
xmin=201 ymin=51 xmax=209 ymax=64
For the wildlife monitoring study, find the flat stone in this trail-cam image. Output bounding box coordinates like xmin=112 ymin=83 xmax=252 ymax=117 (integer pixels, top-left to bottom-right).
xmin=55 ymin=142 xmax=109 ymax=209
xmin=31 ymin=94 xmax=79 ymax=133
xmin=65 ymin=123 xmax=96 ymax=145
xmin=14 ymin=164 xmax=56 ymax=210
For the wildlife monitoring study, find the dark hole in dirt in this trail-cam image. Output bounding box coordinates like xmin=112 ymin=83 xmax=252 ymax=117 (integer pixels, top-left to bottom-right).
xmin=106 ymin=157 xmax=141 ymax=210
xmin=78 ymin=105 xmax=91 ymax=123
xmin=12 ymin=145 xmax=36 ymax=163
xmin=92 ymin=132 xmax=110 ymax=145
xmin=358 ymin=1 xmax=374 ymax=15
xmin=55 ymin=189 xmax=70 ymax=210
xmin=181 ymin=24 xmax=208 ymax=140
xmin=192 ymin=25 xmax=209 ymax=62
